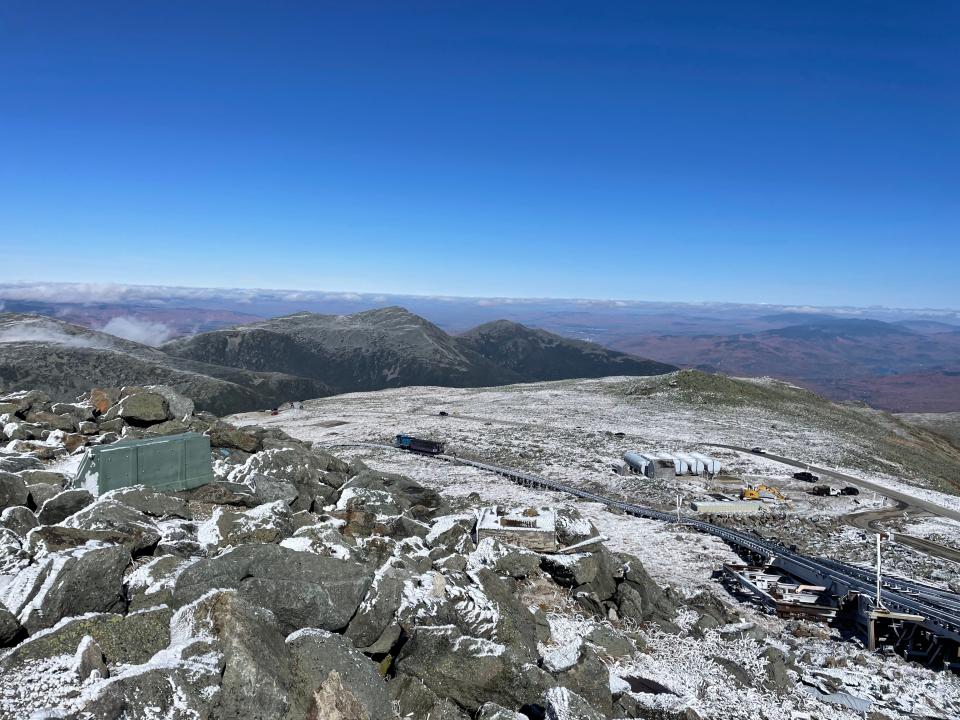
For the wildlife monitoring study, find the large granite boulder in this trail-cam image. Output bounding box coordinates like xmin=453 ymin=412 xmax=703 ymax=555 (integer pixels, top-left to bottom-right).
xmin=0 ymin=542 xmax=130 ymax=632
xmin=286 ymin=628 xmax=394 ymax=720
xmin=0 ymin=471 xmax=28 ymax=510
xmin=60 ymin=500 xmax=161 ymax=554
xmin=396 ymin=625 xmax=554 ymax=713
xmin=172 ymin=544 xmax=373 ymax=634
xmin=36 ymin=488 xmax=94 ymax=525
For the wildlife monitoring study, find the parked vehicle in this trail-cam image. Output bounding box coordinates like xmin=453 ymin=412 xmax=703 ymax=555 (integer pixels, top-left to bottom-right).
xmin=395 ymin=434 xmax=445 ymax=455
xmin=840 ymin=486 xmax=860 ymax=496
xmin=438 ymin=411 xmax=449 ymax=417
xmin=793 ymin=471 xmax=819 ymax=483
xmin=811 ymin=485 xmax=840 ymax=497
xmin=751 ymin=447 xmax=765 ymax=454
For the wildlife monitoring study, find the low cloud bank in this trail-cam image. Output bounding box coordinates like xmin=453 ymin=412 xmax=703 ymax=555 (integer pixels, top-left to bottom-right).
xmin=100 ymin=316 xmax=174 ymax=346
xmin=0 ymin=322 xmax=113 ymax=349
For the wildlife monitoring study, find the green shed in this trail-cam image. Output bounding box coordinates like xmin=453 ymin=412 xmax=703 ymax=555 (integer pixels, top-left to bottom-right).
xmin=74 ymin=432 xmax=215 ymax=496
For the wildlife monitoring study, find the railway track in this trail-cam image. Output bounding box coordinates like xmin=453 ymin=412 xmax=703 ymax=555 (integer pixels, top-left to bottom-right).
xmin=323 ymin=441 xmax=960 ymax=662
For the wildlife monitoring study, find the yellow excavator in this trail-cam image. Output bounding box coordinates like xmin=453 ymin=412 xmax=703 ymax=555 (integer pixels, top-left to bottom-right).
xmin=740 ymin=484 xmax=787 ymax=502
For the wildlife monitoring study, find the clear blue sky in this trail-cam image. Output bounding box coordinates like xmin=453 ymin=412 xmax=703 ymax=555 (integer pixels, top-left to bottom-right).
xmin=1 ymin=2 xmax=957 ymax=308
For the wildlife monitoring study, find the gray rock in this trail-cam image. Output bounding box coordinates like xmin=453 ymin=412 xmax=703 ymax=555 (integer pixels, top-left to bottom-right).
xmin=0 ymin=606 xmax=23 ymax=647
xmin=477 ymin=703 xmax=527 ymax=720
xmin=52 ymin=402 xmax=95 ymax=421
xmin=712 ymin=655 xmax=752 ymax=688
xmin=0 ymin=542 xmax=130 ymax=632
xmin=172 ymin=544 xmax=373 ymax=634
xmin=18 ymin=469 xmax=68 ymax=486
xmin=24 ymin=410 xmax=77 ymax=432
xmin=194 ymin=591 xmax=292 ymax=720
xmin=555 ymin=507 xmax=600 ymax=546
xmin=345 ymin=566 xmax=405 ymax=651
xmin=283 ymin=524 xmax=361 ymax=562
xmin=0 ymin=606 xmax=172 ymax=671
xmin=73 ymin=635 xmax=110 ymax=681
xmin=473 ymin=568 xmax=539 ymax=660
xmin=247 ymin=472 xmax=300 ymax=506
xmin=78 ymin=420 xmax=99 ymax=434
xmin=207 ymin=420 xmax=260 ymax=452
xmin=0 ymin=389 xmax=50 ymax=413
xmin=616 ymin=552 xmax=677 ymax=624
xmin=239 ymin=446 xmax=339 ymax=512
xmin=175 ymin=480 xmax=258 ymax=507
xmin=0 ymin=471 xmax=28 ymax=509
xmin=286 ymin=628 xmax=393 ymax=720
xmin=761 ymin=646 xmax=795 ymax=694
xmin=141 ymin=418 xmax=190 ymax=437
xmin=202 ymin=500 xmax=293 ymax=549
xmin=25 ymin=525 xmax=138 ymax=555
xmin=126 ymin=555 xmax=187 ymax=611
xmin=3 ymin=421 xmax=42 ymax=441
xmin=0 ymin=505 xmax=39 ymax=537
xmin=101 ymin=486 xmax=191 ymax=519
xmin=76 ymin=663 xmax=220 ymax=720
xmin=145 ymin=385 xmax=195 ymax=419
xmin=60 ymin=499 xmax=161 ymax=554
xmin=0 ymin=455 xmax=44 ymax=473
xmin=541 ymin=551 xmax=602 ymax=589
xmin=494 ymin=548 xmax=541 ymax=579
xmin=388 ymin=674 xmax=470 ymax=720
xmin=586 ymin=624 xmax=636 ymax=659
xmin=36 ymin=488 xmax=95 ymax=525
xmin=27 ymin=482 xmax=61 ymax=509
xmin=96 ymin=417 xmax=125 ymax=433
xmin=117 ymin=392 xmax=170 ymax=425
xmin=551 ymin=644 xmax=612 ymax=716
xmin=543 ymin=686 xmax=604 ymax=720
xmin=396 ymin=625 xmax=553 ymax=712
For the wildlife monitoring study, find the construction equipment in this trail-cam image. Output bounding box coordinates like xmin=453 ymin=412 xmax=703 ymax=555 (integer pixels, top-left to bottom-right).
xmin=740 ymin=484 xmax=787 ymax=502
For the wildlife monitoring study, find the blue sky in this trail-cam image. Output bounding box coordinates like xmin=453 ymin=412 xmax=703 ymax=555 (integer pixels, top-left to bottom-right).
xmin=1 ymin=2 xmax=957 ymax=308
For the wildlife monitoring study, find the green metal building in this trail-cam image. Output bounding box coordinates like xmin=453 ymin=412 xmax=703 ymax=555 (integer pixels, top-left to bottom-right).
xmin=74 ymin=432 xmax=214 ymax=496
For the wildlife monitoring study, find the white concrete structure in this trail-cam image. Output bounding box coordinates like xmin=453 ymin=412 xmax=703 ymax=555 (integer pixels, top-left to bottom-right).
xmin=477 ymin=505 xmax=557 ymax=551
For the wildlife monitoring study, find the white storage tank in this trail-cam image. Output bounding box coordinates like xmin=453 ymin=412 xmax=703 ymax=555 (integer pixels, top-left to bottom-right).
xmin=689 ymin=452 xmax=721 ymax=476
xmin=623 ymin=452 xmax=650 ymax=475
xmin=673 ymin=453 xmax=700 ymax=475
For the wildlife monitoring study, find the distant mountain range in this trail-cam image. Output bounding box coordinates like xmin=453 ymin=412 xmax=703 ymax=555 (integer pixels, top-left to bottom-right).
xmin=0 ymin=309 xmax=675 ymax=413
xmin=2 ymin=283 xmax=959 ymax=412
xmin=609 ymin=316 xmax=960 ymax=412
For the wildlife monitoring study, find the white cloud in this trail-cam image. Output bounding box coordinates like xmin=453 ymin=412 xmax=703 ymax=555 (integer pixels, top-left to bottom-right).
xmin=0 ymin=321 xmax=113 ymax=349
xmin=100 ymin=316 xmax=174 ymax=346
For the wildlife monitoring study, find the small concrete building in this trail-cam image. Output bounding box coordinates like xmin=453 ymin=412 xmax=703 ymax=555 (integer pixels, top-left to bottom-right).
xmin=690 ymin=499 xmax=761 ymax=515
xmin=477 ymin=505 xmax=557 ymax=552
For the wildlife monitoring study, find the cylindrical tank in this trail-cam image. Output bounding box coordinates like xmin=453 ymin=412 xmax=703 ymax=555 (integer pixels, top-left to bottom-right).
xmin=623 ymin=451 xmax=649 ymax=475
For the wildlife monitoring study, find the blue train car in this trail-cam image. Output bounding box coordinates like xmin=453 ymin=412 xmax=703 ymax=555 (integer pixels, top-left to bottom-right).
xmin=395 ymin=434 xmax=445 ymax=455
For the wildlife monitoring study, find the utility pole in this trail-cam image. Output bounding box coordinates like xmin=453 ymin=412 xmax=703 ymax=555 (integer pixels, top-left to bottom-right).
xmin=875 ymin=533 xmax=887 ymax=610
xmin=676 ymin=494 xmax=682 ymax=523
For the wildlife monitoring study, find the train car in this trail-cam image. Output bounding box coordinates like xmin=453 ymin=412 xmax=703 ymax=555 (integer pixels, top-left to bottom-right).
xmin=395 ymin=434 xmax=445 ymax=455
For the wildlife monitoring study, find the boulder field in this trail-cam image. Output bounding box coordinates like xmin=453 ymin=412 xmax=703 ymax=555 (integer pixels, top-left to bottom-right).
xmin=0 ymin=385 xmax=785 ymax=720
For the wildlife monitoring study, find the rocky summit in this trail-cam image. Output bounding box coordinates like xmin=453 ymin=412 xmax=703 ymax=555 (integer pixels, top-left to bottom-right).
xmin=1 ymin=309 xmax=675 ymax=418
xmin=0 ymin=314 xmax=330 ymax=416
xmin=0 ymin=383 xmax=752 ymax=720
xmin=162 ymin=306 xmax=678 ymax=395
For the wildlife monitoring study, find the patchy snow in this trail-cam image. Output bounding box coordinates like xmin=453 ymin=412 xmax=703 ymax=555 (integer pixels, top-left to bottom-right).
xmin=226 ymin=379 xmax=960 ymax=719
